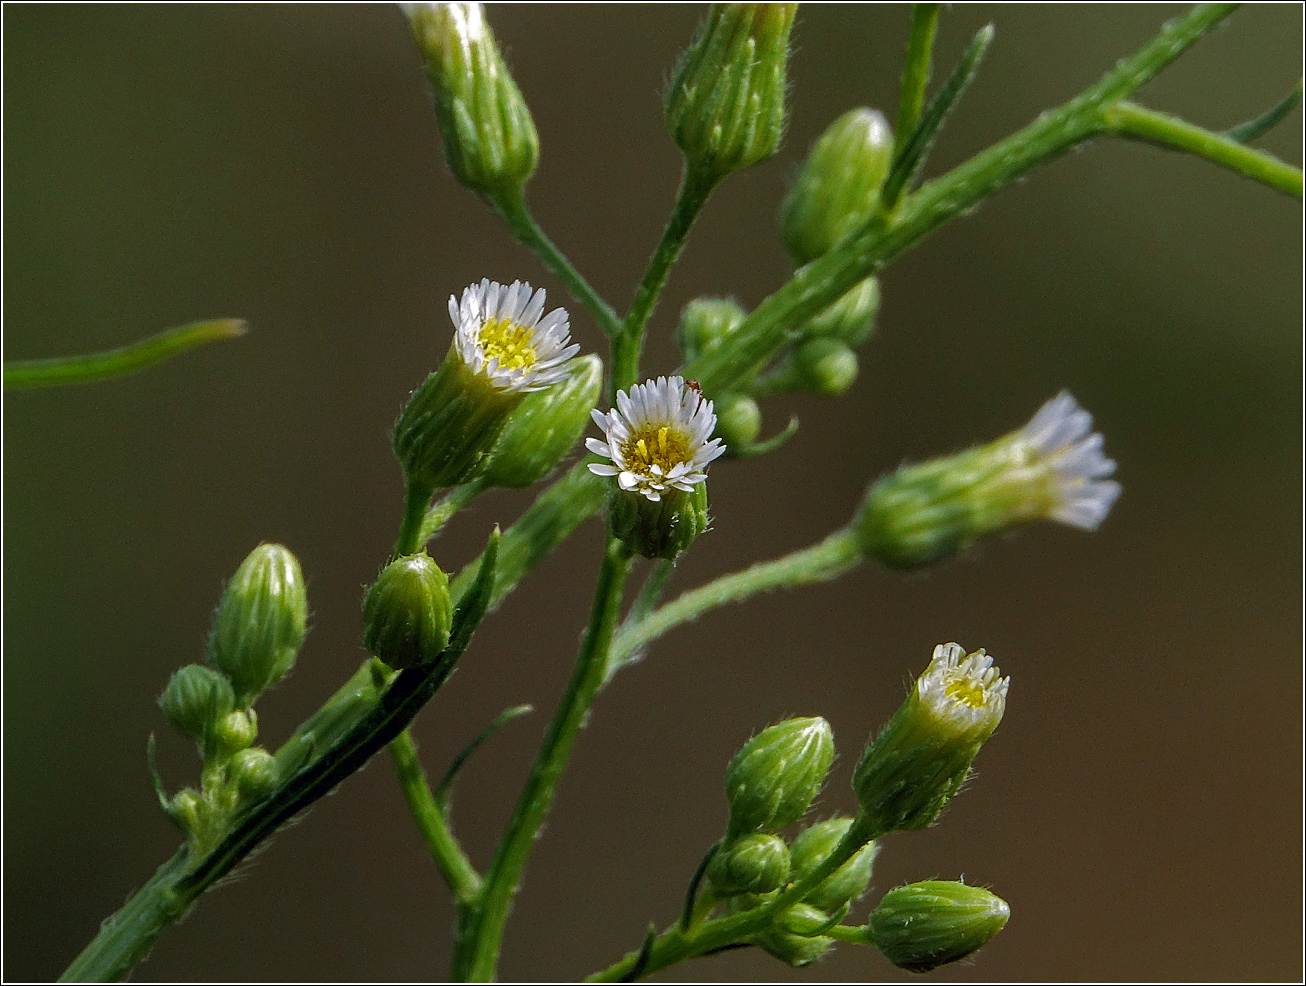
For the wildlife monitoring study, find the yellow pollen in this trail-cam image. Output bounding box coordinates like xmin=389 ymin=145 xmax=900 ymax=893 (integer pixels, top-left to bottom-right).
xmin=478 ymin=317 xmax=537 ymax=371
xmin=621 ymin=425 xmax=692 ymax=477
xmin=945 ymin=677 xmax=987 ymax=708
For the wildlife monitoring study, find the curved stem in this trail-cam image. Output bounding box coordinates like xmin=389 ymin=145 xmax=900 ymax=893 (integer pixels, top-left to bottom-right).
xmin=389 ymin=730 xmax=482 ymax=904
xmin=1104 ymin=99 xmax=1303 ymax=197
xmin=495 ymin=192 xmax=623 ymax=339
xmin=609 ymin=530 xmax=861 ymax=678
xmin=5 ymin=318 xmax=245 ymax=389
xmin=611 ymin=166 xmax=718 ymax=399
xmin=456 ymin=537 xmax=633 ymax=981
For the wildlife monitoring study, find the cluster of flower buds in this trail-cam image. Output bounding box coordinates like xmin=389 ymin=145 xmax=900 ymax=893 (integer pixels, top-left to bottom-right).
xmin=855 ymin=391 xmax=1122 ymax=569
xmin=157 ymin=544 xmax=308 ymax=853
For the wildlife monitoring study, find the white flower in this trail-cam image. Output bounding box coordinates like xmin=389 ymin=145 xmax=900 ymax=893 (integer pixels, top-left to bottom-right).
xmin=449 ymin=279 xmax=578 ymax=393
xmin=1016 ymin=390 xmax=1122 ymax=530
xmin=915 ymin=642 xmax=1009 ymax=739
xmin=586 ymin=375 xmax=726 ymax=501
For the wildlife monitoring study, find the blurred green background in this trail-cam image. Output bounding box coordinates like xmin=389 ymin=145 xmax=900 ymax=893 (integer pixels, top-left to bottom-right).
xmin=4 ymin=4 xmax=1301 ymax=981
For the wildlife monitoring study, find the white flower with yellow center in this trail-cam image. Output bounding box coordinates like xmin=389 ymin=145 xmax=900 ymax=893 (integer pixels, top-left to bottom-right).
xmin=449 ymin=278 xmax=578 ymax=393
xmin=586 ymin=376 xmax=726 ymax=502
xmin=914 ymin=642 xmax=1009 ymax=742
xmin=1015 ymin=390 xmax=1121 ymax=530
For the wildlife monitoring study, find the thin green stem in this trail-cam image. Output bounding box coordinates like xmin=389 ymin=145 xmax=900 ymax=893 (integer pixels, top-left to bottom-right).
xmin=824 ymin=924 xmax=872 ymax=945
xmin=1104 ymin=99 xmax=1303 ymax=197
xmin=394 ymin=481 xmax=437 ymax=559
xmin=418 ymin=479 xmax=488 ymax=546
xmin=496 ymin=191 xmax=623 ymax=339
xmin=612 ymin=166 xmax=719 ymax=398
xmin=456 ymin=538 xmax=633 ymax=981
xmin=625 ymin=560 xmax=675 ymax=628
xmin=389 ymin=730 xmax=483 ymax=903
xmin=894 ymin=4 xmax=942 ymax=151
xmin=609 ymin=530 xmax=861 ymax=676
xmin=5 ymin=318 xmax=246 ymax=389
xmin=586 ymin=817 xmax=877 ymax=982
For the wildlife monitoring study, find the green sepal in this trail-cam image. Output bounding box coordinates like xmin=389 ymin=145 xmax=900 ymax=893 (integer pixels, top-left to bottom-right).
xmin=607 ymin=482 xmax=710 ymax=561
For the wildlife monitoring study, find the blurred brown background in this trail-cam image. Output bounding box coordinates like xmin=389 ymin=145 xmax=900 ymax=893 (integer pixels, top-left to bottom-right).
xmin=4 ymin=4 xmax=1301 ymax=982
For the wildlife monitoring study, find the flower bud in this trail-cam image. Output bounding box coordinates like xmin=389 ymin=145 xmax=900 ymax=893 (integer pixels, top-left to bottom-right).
xmin=207 ymin=544 xmax=307 ymax=708
xmin=229 ymin=747 xmax=279 ymax=804
xmin=404 ymin=3 xmax=539 ymax=202
xmin=158 ymin=664 xmax=234 ymax=747
xmin=781 ymin=107 xmax=894 ymax=265
xmin=214 ymin=709 xmax=258 ymax=758
xmin=168 ymin=788 xmax=203 ymax=834
xmin=725 ymin=716 xmax=834 ymax=837
xmin=869 ymin=881 xmax=1010 ymax=973
xmin=712 ymin=392 xmax=762 ymax=448
xmin=708 ymin=833 xmax=791 ymax=897
xmin=607 ymin=482 xmax=710 ymax=561
xmin=363 ymin=552 xmax=453 ymax=669
xmin=675 ymin=297 xmax=746 ymax=362
xmin=665 ymin=4 xmax=797 ymax=181
xmin=854 ymin=391 xmax=1121 ymax=570
xmin=750 ymin=904 xmax=836 ymax=967
xmin=801 ymin=277 xmax=880 ymax=348
xmin=793 ymin=337 xmax=858 ymax=397
xmin=852 ymin=643 xmax=1008 ymax=835
xmin=789 ymin=817 xmax=880 ymax=912
xmin=480 ymin=354 xmax=603 ymax=489
xmin=394 ymin=279 xmax=577 ymax=491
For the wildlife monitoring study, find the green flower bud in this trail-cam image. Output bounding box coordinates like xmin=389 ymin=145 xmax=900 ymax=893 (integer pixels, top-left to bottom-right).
xmin=725 ymin=716 xmax=834 ymax=837
xmin=708 ymin=833 xmax=791 ymax=897
xmin=158 ymin=664 xmax=234 ymax=747
xmin=229 ymin=747 xmax=279 ymax=805
xmin=394 ymin=279 xmax=578 ymax=491
xmin=214 ymin=709 xmax=258 ymax=759
xmin=801 ymin=277 xmax=880 ymax=348
xmin=751 ymin=904 xmax=836 ymax=967
xmin=665 ymin=4 xmax=797 ymax=181
xmin=790 ymin=818 xmax=880 ymax=912
xmin=607 ymin=482 xmax=710 ymax=562
xmin=854 ymin=391 xmax=1121 ymax=570
xmin=710 ymin=392 xmax=761 ymax=449
xmin=207 ymin=544 xmax=307 ymax=709
xmin=793 ymin=337 xmax=858 ymax=397
xmin=675 ymin=297 xmax=747 ymax=362
xmin=404 ymin=3 xmax=539 ymax=202
xmin=781 ymin=107 xmax=894 ymax=266
xmin=168 ymin=788 xmax=203 ymax=834
xmin=362 ymin=552 xmax=453 ymax=670
xmin=869 ymin=881 xmax=1010 ymax=973
xmin=852 ymin=643 xmax=1008 ymax=835
xmin=480 ymin=354 xmax=603 ymax=489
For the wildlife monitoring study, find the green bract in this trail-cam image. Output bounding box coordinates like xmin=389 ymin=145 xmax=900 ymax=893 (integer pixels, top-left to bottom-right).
xmin=607 ymin=482 xmax=710 ymax=562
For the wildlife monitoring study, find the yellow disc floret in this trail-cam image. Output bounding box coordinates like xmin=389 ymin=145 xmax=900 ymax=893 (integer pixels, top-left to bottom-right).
xmin=478 ymin=317 xmax=537 ymax=371
xmin=620 ymin=425 xmax=692 ymax=477
xmin=944 ymin=676 xmax=987 ymax=708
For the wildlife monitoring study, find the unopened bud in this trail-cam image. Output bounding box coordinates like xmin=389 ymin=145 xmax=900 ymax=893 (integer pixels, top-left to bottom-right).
xmin=751 ymin=904 xmax=836 ymax=967
xmin=481 ymin=353 xmax=603 ymax=488
xmin=404 ymin=3 xmax=539 ymax=202
xmin=159 ymin=664 xmax=234 ymax=747
xmin=793 ymin=337 xmax=858 ymax=397
xmin=712 ymin=392 xmax=762 ymax=448
xmin=725 ymin=716 xmax=834 ymax=837
xmin=168 ymin=788 xmax=203 ymax=834
xmin=781 ymin=107 xmax=894 ymax=265
xmin=790 ymin=817 xmax=880 ymax=912
xmin=230 ymin=747 xmax=280 ymax=804
xmin=214 ymin=709 xmax=258 ymax=759
xmin=869 ymin=881 xmax=1010 ymax=973
xmin=207 ymin=544 xmax=308 ymax=708
xmin=676 ymin=297 xmax=747 ymax=363
xmin=801 ymin=277 xmax=880 ymax=348
xmin=666 ymin=4 xmax=797 ymax=181
xmin=362 ymin=552 xmax=454 ymax=670
xmin=708 ymin=833 xmax=791 ymax=897
xmin=852 ymin=643 xmax=1008 ymax=835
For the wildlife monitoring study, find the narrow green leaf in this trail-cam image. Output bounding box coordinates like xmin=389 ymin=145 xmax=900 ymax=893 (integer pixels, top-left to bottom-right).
xmin=1225 ymin=79 xmax=1303 ymax=144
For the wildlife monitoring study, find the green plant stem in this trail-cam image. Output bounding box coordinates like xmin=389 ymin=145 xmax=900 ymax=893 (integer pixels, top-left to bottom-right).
xmin=587 ymin=817 xmax=877 ymax=982
xmin=395 ymin=481 xmax=437 ymax=559
xmin=612 ymin=166 xmax=719 ymax=398
xmin=894 ymin=4 xmax=942 ymax=151
xmin=1104 ymin=99 xmax=1303 ymax=197
xmin=455 ymin=537 xmax=633 ymax=981
xmin=495 ymin=191 xmax=623 ymax=339
xmin=685 ymin=2 xmax=1242 ymax=393
xmin=4 ymin=318 xmax=246 ymax=389
xmin=625 ymin=560 xmax=675 ymax=628
xmin=389 ymin=730 xmax=482 ymax=904
xmin=608 ymin=530 xmax=862 ymax=678
xmin=419 ymin=479 xmax=488 ymax=546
